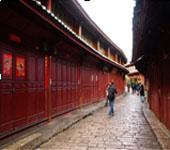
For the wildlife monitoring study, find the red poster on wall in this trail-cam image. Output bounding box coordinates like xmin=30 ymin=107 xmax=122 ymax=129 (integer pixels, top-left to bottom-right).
xmin=2 ymin=53 xmax=12 ymax=75
xmin=16 ymin=57 xmax=25 ymax=77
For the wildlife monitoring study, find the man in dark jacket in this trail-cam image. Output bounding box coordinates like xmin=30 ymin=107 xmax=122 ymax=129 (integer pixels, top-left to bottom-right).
xmin=108 ymin=82 xmax=117 ymax=116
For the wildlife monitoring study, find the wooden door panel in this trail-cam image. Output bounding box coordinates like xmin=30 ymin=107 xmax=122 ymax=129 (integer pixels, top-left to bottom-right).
xmin=62 ymin=60 xmax=66 ymax=110
xmin=0 ymin=44 xmax=48 ymax=137
xmin=52 ymin=89 xmax=57 ymax=115
xmin=36 ymin=56 xmax=45 ymax=119
xmin=0 ymin=48 xmax=14 ymax=134
xmin=37 ymin=57 xmax=44 ymax=81
xmin=27 ymin=91 xmax=37 ymax=123
xmin=57 ymin=88 xmax=62 ymax=112
xmin=51 ymin=60 xmax=57 ymax=115
xmin=67 ymin=62 xmax=71 ymax=108
xmin=27 ymin=55 xmax=37 ymax=123
xmin=14 ymin=91 xmax=27 ymax=128
xmin=14 ymin=52 xmax=27 ymax=129
xmin=0 ymin=92 xmax=13 ymax=134
xmin=168 ymin=60 xmax=170 ymax=130
xmin=27 ymin=56 xmax=36 ymax=81
xmin=160 ymin=60 xmax=170 ymax=130
xmin=37 ymin=90 xmax=45 ymax=119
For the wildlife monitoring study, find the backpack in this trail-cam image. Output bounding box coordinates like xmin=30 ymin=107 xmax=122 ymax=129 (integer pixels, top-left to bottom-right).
xmin=108 ymin=86 xmax=118 ymax=100
xmin=108 ymin=87 xmax=114 ymax=100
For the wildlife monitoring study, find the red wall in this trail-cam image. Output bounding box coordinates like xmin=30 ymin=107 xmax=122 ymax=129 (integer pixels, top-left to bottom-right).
xmin=147 ymin=59 xmax=170 ymax=131
xmin=0 ymin=42 xmax=125 ymax=139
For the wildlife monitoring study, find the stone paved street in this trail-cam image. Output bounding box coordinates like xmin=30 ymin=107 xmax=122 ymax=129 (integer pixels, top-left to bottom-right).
xmin=36 ymin=94 xmax=162 ymax=150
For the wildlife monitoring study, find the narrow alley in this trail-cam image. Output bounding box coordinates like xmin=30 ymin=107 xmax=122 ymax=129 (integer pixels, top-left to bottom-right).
xmin=0 ymin=1 xmax=170 ymax=150
xmin=36 ymin=94 xmax=162 ymax=150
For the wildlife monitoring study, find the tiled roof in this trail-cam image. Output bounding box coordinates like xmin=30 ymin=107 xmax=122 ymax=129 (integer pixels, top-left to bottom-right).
xmin=30 ymin=0 xmax=128 ymax=72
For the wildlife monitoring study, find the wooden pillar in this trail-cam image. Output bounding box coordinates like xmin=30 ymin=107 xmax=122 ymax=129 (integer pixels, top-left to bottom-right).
xmin=115 ymin=53 xmax=118 ymax=62
xmin=45 ymin=55 xmax=49 ymax=119
xmin=78 ymin=64 xmax=82 ymax=108
xmin=45 ymin=55 xmax=52 ymax=122
xmin=78 ymin=24 xmax=82 ymax=37
xmin=120 ymin=58 xmax=122 ymax=64
xmin=47 ymin=0 xmax=52 ymax=12
xmin=97 ymin=40 xmax=100 ymax=51
xmin=48 ymin=56 xmax=52 ymax=122
xmin=98 ymin=71 xmax=100 ymax=102
xmin=108 ymin=47 xmax=110 ymax=58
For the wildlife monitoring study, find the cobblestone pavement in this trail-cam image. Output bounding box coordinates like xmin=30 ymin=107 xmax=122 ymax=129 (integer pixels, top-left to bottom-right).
xmin=36 ymin=94 xmax=162 ymax=150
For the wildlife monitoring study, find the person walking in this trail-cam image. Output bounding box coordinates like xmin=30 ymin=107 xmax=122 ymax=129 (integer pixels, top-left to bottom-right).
xmin=108 ymin=82 xmax=117 ymax=116
xmin=105 ymin=84 xmax=110 ymax=107
xmin=127 ymin=82 xmax=130 ymax=92
xmin=140 ymin=84 xmax=145 ymax=102
xmin=132 ymin=83 xmax=135 ymax=94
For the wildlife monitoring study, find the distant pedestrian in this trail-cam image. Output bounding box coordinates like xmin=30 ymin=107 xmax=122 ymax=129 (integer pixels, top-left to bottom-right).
xmin=132 ymin=83 xmax=137 ymax=94
xmin=105 ymin=84 xmax=110 ymax=107
xmin=136 ymin=83 xmax=140 ymax=95
xmin=108 ymin=82 xmax=117 ymax=116
xmin=134 ymin=83 xmax=137 ymax=93
xmin=127 ymin=82 xmax=130 ymax=92
xmin=132 ymin=83 xmax=135 ymax=94
xmin=140 ymin=84 xmax=145 ymax=102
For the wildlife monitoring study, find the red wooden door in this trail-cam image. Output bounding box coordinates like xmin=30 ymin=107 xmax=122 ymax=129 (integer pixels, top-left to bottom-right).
xmin=0 ymin=45 xmax=28 ymax=135
xmin=0 ymin=45 xmax=14 ymax=136
xmin=51 ymin=59 xmax=79 ymax=116
xmin=0 ymin=43 xmax=46 ymax=137
xmin=149 ymin=64 xmax=160 ymax=119
xmin=36 ymin=54 xmax=46 ymax=120
xmin=160 ymin=60 xmax=170 ymax=130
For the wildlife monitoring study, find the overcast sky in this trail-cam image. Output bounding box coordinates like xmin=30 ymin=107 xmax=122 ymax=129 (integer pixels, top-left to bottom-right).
xmin=77 ymin=0 xmax=135 ymax=62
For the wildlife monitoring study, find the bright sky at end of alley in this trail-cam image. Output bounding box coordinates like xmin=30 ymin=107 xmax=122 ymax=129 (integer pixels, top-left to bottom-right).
xmin=77 ymin=0 xmax=136 ymax=62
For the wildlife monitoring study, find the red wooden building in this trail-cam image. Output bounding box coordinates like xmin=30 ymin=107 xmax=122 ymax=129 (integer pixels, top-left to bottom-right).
xmin=133 ymin=0 xmax=170 ymax=131
xmin=0 ymin=0 xmax=128 ymax=140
